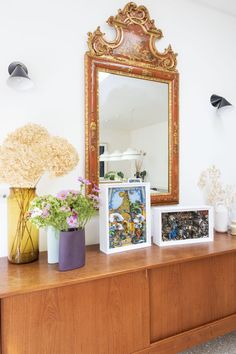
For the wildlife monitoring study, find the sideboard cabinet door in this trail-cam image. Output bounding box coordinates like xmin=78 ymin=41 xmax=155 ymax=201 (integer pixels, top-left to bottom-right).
xmin=1 ymin=271 xmax=149 ymax=354
xmin=149 ymin=253 xmax=236 ymax=343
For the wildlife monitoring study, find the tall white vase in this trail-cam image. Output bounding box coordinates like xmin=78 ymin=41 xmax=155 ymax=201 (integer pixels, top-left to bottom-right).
xmin=47 ymin=226 xmax=60 ymax=264
xmin=214 ymin=202 xmax=228 ymax=233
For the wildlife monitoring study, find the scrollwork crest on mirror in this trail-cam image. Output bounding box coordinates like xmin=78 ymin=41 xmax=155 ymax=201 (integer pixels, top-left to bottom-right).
xmin=85 ymin=2 xmax=179 ymax=205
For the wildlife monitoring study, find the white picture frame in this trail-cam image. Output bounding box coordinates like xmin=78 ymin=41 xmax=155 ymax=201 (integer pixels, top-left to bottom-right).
xmin=99 ymin=182 xmax=151 ymax=254
xmin=153 ymin=205 xmax=214 ymax=247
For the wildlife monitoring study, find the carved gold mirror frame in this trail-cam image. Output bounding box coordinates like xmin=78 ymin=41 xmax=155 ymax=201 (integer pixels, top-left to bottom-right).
xmin=85 ymin=2 xmax=179 ymax=205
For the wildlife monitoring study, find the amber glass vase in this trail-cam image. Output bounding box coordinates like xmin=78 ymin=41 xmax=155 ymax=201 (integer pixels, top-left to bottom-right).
xmin=7 ymin=188 xmax=39 ymax=264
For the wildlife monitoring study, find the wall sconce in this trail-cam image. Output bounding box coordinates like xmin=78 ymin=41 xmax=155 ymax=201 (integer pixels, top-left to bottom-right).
xmin=210 ymin=94 xmax=232 ymax=109
xmin=7 ymin=62 xmax=34 ymax=90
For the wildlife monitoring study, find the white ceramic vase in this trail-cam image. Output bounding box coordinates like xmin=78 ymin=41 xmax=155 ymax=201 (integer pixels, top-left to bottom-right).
xmin=47 ymin=226 xmax=60 ymax=264
xmin=214 ymin=202 xmax=228 ymax=233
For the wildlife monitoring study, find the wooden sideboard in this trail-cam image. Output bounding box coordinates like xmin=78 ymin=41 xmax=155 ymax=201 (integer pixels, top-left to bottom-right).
xmin=1 ymin=233 xmax=236 ymax=354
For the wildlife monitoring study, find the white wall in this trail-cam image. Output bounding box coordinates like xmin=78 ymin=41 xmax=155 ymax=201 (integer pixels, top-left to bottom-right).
xmin=131 ymin=121 xmax=168 ymax=190
xmin=1 ymin=0 xmax=236 ymax=256
xmin=100 ymin=126 xmax=132 ymax=178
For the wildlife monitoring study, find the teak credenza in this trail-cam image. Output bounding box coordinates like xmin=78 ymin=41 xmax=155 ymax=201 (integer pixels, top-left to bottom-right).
xmin=1 ymin=233 xmax=236 ymax=354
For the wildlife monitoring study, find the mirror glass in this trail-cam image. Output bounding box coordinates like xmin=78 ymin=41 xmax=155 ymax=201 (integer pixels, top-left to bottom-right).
xmin=99 ymin=71 xmax=169 ymax=195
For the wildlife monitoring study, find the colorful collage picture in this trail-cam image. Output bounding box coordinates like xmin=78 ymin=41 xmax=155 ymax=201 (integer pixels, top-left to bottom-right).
xmin=99 ymin=183 xmax=151 ymax=254
xmin=108 ymin=186 xmax=147 ymax=249
xmin=153 ymin=206 xmax=214 ymax=247
xmin=161 ymin=210 xmax=209 ymax=242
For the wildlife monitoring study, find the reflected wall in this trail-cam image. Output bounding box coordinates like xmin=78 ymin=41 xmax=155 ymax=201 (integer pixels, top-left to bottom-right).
xmin=99 ymin=71 xmax=169 ymax=194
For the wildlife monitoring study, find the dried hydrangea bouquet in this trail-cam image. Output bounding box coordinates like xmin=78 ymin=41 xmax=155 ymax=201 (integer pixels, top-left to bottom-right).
xmin=0 ymin=123 xmax=79 ymax=264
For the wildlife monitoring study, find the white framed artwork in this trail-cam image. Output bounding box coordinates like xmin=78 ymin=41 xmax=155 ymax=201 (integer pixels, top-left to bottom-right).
xmin=153 ymin=205 xmax=214 ymax=247
xmin=99 ymin=182 xmax=151 ymax=254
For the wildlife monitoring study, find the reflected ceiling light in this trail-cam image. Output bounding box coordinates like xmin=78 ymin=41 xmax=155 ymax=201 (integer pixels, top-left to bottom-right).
xmin=210 ymin=94 xmax=232 ymax=109
xmin=122 ymin=148 xmax=140 ymax=160
xmin=109 ymin=150 xmax=122 ymax=161
xmin=99 ymin=149 xmax=142 ymax=161
xmin=7 ymin=62 xmax=34 ymax=91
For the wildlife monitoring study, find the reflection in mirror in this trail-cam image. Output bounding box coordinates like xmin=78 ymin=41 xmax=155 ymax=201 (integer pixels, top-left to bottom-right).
xmin=99 ymin=71 xmax=169 ymax=195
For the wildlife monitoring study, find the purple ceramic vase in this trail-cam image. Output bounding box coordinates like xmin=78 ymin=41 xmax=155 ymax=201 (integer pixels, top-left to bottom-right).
xmin=59 ymin=229 xmax=85 ymax=271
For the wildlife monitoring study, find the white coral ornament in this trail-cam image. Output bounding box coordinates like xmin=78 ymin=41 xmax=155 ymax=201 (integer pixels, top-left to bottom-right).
xmin=198 ymin=165 xmax=236 ymax=208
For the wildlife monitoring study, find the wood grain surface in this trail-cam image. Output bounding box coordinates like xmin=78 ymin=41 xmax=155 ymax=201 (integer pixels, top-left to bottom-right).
xmin=134 ymin=314 xmax=236 ymax=354
xmin=149 ymin=252 xmax=236 ymax=342
xmin=1 ymin=233 xmax=236 ymax=353
xmin=1 ymin=271 xmax=149 ymax=354
xmin=0 ymin=233 xmax=235 ymax=298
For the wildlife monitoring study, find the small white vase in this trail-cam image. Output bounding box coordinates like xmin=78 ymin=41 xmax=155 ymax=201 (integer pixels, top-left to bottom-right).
xmin=214 ymin=202 xmax=228 ymax=233
xmin=47 ymin=226 xmax=60 ymax=264
xmin=230 ymin=220 xmax=236 ymax=236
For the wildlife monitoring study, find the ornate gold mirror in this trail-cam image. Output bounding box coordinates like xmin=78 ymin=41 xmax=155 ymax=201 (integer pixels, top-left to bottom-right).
xmin=85 ymin=2 xmax=179 ymax=205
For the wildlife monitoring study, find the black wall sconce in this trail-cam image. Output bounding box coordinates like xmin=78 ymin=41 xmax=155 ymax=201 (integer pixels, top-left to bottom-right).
xmin=7 ymin=62 xmax=34 ymax=90
xmin=210 ymin=94 xmax=232 ymax=109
